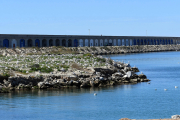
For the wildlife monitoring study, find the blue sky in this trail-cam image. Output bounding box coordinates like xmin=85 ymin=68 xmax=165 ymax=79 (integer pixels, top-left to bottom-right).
xmin=0 ymin=0 xmax=180 ymax=36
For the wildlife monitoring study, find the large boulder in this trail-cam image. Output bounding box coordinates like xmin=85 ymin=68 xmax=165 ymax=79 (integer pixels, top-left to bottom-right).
xmin=94 ymin=68 xmax=116 ymax=74
xmin=124 ymin=67 xmax=131 ymax=72
xmin=126 ymin=71 xmax=133 ymax=78
xmin=3 ymin=79 xmax=10 ymax=87
xmin=38 ymin=82 xmax=46 ymax=89
xmin=90 ymin=80 xmax=94 ymax=87
xmin=80 ymin=81 xmax=90 ymax=88
xmin=112 ymin=72 xmax=122 ymax=80
xmin=138 ymin=74 xmax=147 ymax=79
xmin=0 ymin=85 xmax=3 ymax=90
xmin=86 ymin=67 xmax=95 ymax=73
xmin=67 ymin=75 xmax=78 ymax=81
xmin=99 ymin=77 xmax=104 ymax=80
xmin=130 ymin=79 xmax=138 ymax=83
xmin=131 ymin=67 xmax=139 ymax=72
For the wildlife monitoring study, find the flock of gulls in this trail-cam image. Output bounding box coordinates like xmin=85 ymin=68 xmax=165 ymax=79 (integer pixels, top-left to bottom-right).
xmin=148 ymin=82 xmax=178 ymax=91
xmin=153 ymin=83 xmax=178 ymax=91
xmin=93 ymin=84 xmax=179 ymax=96
xmin=163 ymin=86 xmax=178 ymax=91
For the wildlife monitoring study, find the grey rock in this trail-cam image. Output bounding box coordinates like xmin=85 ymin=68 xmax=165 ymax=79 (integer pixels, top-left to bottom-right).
xmin=99 ymin=77 xmax=104 ymax=80
xmin=38 ymin=82 xmax=45 ymax=88
xmin=80 ymin=81 xmax=90 ymax=88
xmin=130 ymin=79 xmax=138 ymax=82
xmin=126 ymin=71 xmax=133 ymax=78
xmin=138 ymin=74 xmax=147 ymax=79
xmin=90 ymin=80 xmax=94 ymax=87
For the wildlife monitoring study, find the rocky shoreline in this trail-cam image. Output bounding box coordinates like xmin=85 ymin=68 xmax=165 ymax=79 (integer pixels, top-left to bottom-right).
xmin=1 ymin=64 xmax=149 ymax=92
xmin=0 ymin=51 xmax=150 ymax=93
xmin=0 ymin=45 xmax=180 ymax=56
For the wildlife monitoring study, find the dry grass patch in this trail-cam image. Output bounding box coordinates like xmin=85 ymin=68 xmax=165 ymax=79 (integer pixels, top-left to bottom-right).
xmin=71 ymin=63 xmax=83 ymax=70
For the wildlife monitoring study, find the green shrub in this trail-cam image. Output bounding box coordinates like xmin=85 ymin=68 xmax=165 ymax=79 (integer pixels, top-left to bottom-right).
xmin=109 ymin=59 xmax=113 ymax=65
xmin=2 ymin=73 xmax=10 ymax=77
xmin=18 ymin=70 xmax=26 ymax=74
xmin=60 ymin=65 xmax=69 ymax=69
xmin=1 ymin=88 xmax=9 ymax=93
xmin=96 ymin=58 xmax=106 ymax=62
xmin=83 ymin=53 xmax=92 ymax=57
xmin=30 ymin=64 xmax=53 ymax=73
xmin=33 ymin=86 xmax=39 ymax=89
xmin=30 ymin=64 xmax=40 ymax=68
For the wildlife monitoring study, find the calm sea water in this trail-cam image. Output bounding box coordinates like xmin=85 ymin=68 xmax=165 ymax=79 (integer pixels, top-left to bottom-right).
xmin=1 ymin=51 xmax=180 ymax=120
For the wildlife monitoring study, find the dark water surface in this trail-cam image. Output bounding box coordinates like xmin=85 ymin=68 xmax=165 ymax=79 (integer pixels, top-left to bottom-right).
xmin=1 ymin=51 xmax=180 ymax=120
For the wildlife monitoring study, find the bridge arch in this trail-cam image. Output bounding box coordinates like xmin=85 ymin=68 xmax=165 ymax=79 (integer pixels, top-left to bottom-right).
xmin=27 ymin=39 xmax=33 ymax=47
xmin=67 ymin=39 xmax=72 ymax=47
xmin=126 ymin=39 xmax=129 ymax=46
xmin=141 ymin=39 xmax=143 ymax=45
xmin=56 ymin=39 xmax=60 ymax=46
xmin=171 ymin=39 xmax=173 ymax=44
xmin=122 ymin=39 xmax=125 ymax=46
xmin=79 ymin=39 xmax=83 ymax=47
xmin=73 ymin=39 xmax=77 ymax=47
xmin=49 ymin=39 xmax=53 ymax=46
xmin=90 ymin=39 xmax=94 ymax=47
xmin=20 ymin=39 xmax=25 ymax=47
xmin=95 ymin=39 xmax=98 ymax=46
xmin=137 ymin=39 xmax=140 ymax=45
xmin=35 ymin=39 xmax=40 ymax=47
xmin=42 ymin=39 xmax=47 ymax=47
xmin=62 ymin=39 xmax=66 ymax=47
xmin=3 ymin=39 xmax=9 ymax=48
xmin=147 ymin=39 xmax=150 ymax=45
xmin=12 ymin=39 xmax=17 ymax=48
xmin=118 ymin=39 xmax=121 ymax=46
xmin=144 ymin=39 xmax=147 ymax=45
xmin=133 ymin=39 xmax=136 ymax=45
xmin=154 ymin=39 xmax=156 ymax=45
xmin=162 ymin=39 xmax=165 ymax=45
xmin=150 ymin=39 xmax=153 ymax=45
xmin=85 ymin=39 xmax=88 ymax=46
xmin=130 ymin=39 xmax=132 ymax=46
xmin=165 ymin=39 xmax=167 ymax=44
xmin=109 ymin=39 xmax=112 ymax=46
xmin=157 ymin=40 xmax=160 ymax=45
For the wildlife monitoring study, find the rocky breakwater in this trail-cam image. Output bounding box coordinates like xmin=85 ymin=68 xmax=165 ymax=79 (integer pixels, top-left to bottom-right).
xmin=0 ymin=54 xmax=150 ymax=93
xmin=1 ymin=45 xmax=180 ymax=56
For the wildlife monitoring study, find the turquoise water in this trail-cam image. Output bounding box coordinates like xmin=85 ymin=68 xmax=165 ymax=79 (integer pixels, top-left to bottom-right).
xmin=1 ymin=51 xmax=180 ymax=120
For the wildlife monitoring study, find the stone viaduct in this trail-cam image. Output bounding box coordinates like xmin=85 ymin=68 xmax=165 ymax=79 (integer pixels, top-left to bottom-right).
xmin=1 ymin=34 xmax=180 ymax=48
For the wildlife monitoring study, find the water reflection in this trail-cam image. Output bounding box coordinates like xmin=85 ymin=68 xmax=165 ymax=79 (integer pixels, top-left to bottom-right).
xmin=0 ymin=86 xmax=123 ymax=99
